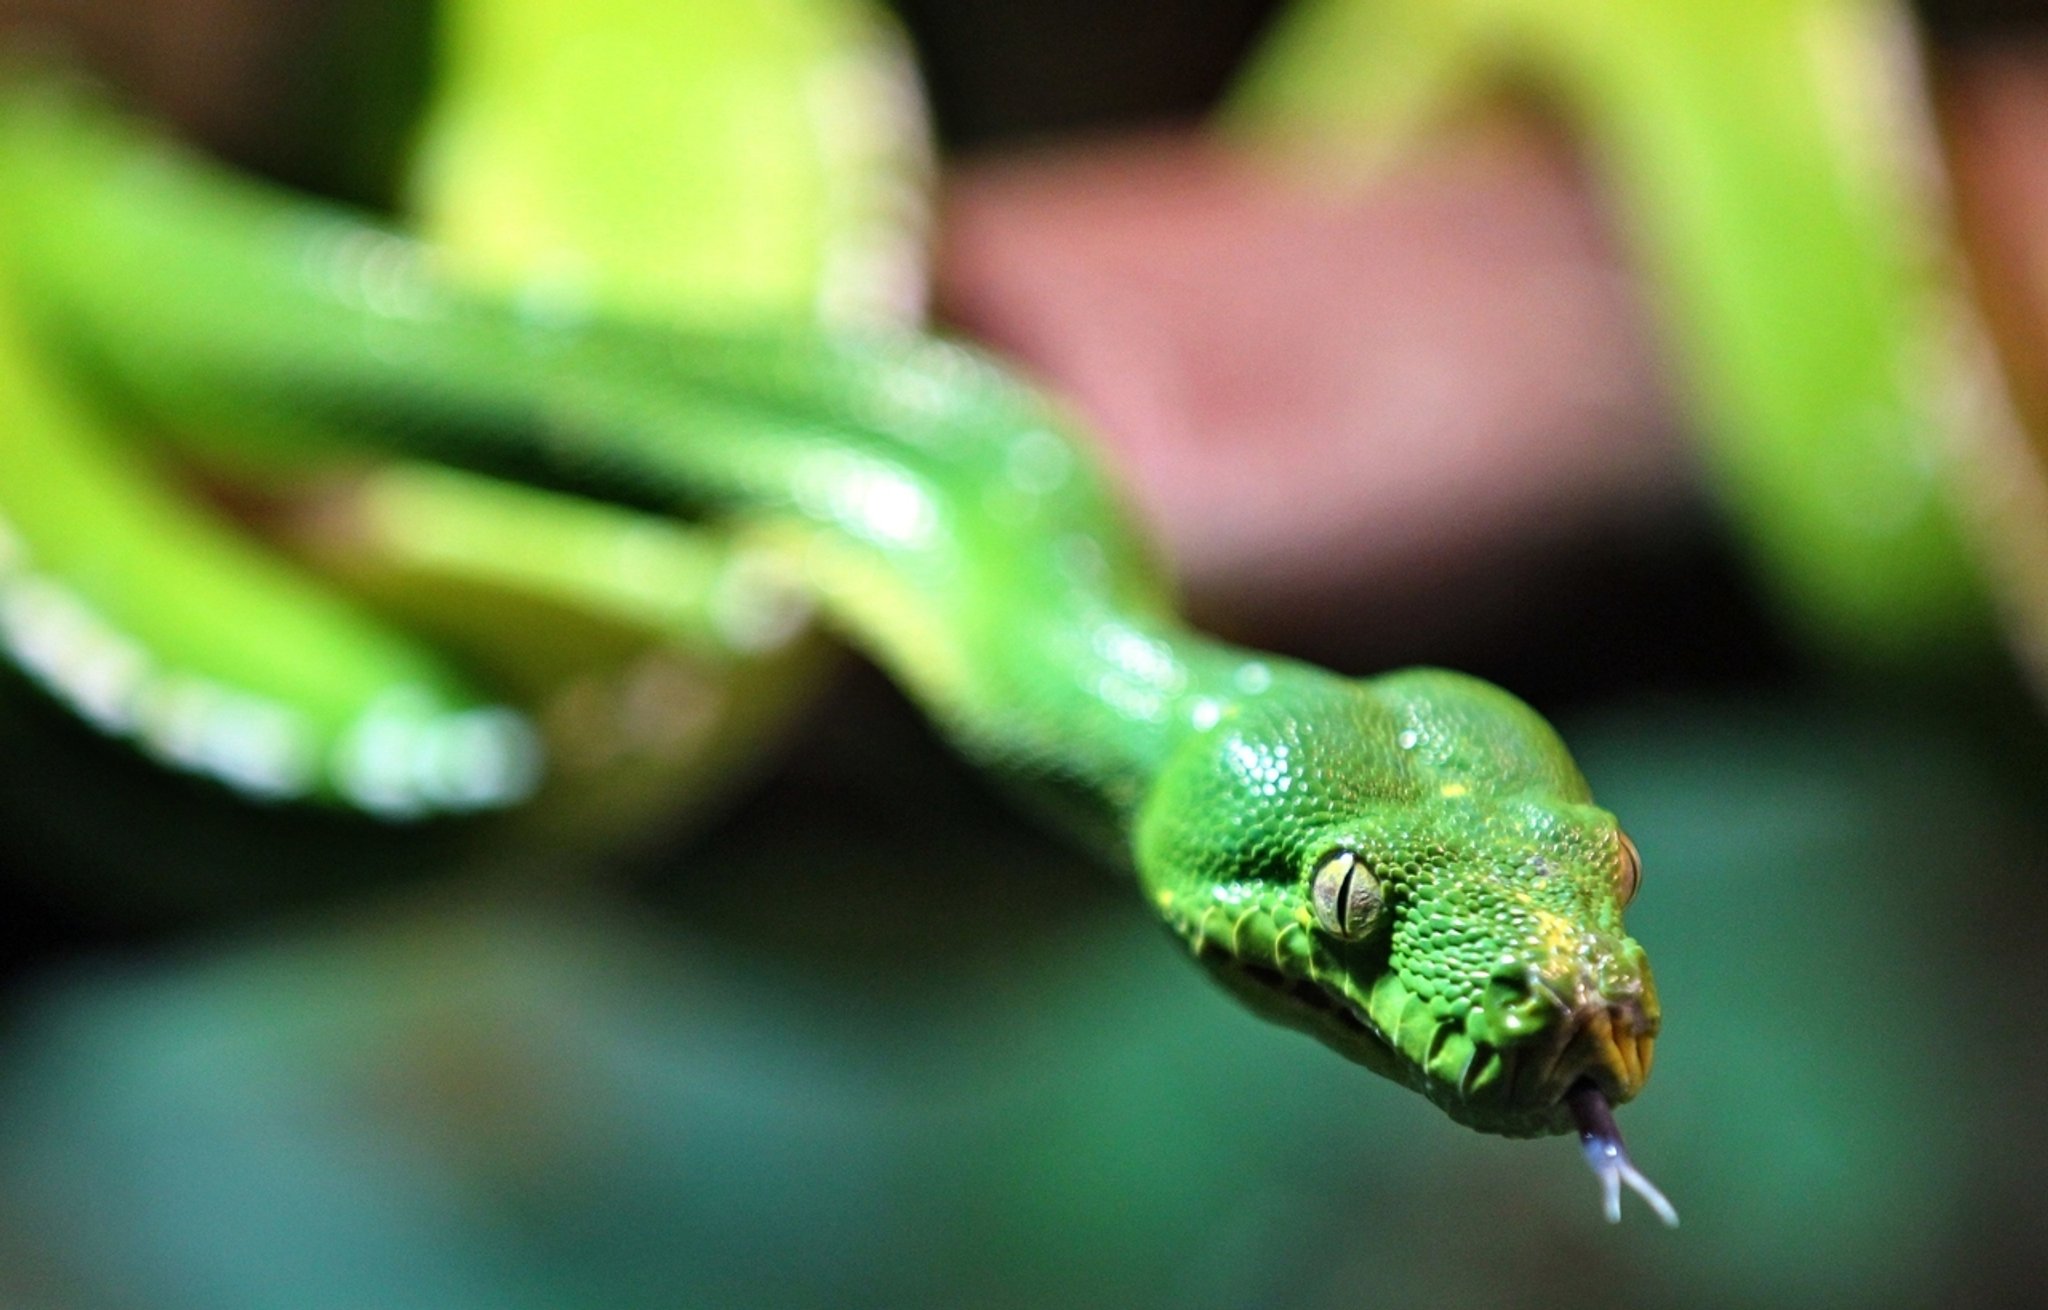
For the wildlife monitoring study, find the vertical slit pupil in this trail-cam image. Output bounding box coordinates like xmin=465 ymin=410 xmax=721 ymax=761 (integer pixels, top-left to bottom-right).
xmin=1334 ymin=862 xmax=1358 ymax=934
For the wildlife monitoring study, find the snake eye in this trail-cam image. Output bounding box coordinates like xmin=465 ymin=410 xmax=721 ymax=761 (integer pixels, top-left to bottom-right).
xmin=1309 ymin=850 xmax=1383 ymax=940
xmin=1615 ymin=832 xmax=1642 ymax=906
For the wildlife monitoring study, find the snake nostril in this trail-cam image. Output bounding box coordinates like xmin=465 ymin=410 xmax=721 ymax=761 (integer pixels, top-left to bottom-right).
xmin=1604 ymin=993 xmax=1660 ymax=1046
xmin=1479 ymin=965 xmax=1568 ymax=1036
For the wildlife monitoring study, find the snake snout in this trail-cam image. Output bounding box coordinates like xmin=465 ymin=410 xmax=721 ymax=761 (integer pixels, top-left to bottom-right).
xmin=1475 ymin=959 xmax=1658 ymax=1109
xmin=1530 ymin=991 xmax=1657 ymax=1112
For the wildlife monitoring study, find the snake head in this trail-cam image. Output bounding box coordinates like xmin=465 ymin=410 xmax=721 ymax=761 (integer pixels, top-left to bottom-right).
xmin=1136 ymin=665 xmax=1657 ymax=1138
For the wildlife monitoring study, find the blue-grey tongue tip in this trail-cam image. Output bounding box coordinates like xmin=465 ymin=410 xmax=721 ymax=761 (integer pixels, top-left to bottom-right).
xmin=1567 ymin=1079 xmax=1679 ymax=1228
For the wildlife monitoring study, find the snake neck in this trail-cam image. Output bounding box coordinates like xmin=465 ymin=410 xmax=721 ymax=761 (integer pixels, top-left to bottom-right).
xmin=742 ymin=453 xmax=1285 ymax=847
xmin=875 ymin=602 xmax=1288 ymax=845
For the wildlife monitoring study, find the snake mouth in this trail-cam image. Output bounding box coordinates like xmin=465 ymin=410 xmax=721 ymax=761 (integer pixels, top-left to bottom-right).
xmin=1400 ymin=998 xmax=1655 ymax=1136
xmin=1506 ymin=997 xmax=1657 ymax=1111
xmin=1194 ymin=947 xmax=1655 ymax=1136
xmin=1193 ymin=942 xmax=1676 ymax=1219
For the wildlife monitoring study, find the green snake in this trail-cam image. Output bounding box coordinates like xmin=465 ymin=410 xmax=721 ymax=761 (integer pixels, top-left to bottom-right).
xmin=0 ymin=6 xmax=1674 ymax=1221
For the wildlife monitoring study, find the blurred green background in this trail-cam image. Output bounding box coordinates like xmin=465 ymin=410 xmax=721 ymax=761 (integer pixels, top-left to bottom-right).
xmin=0 ymin=2 xmax=2046 ymax=1307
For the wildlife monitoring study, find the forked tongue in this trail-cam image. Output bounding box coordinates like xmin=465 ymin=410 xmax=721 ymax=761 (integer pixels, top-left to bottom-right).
xmin=1566 ymin=1079 xmax=1678 ymax=1227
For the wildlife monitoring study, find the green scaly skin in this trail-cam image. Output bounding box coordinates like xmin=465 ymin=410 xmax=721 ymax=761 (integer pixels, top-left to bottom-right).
xmin=0 ymin=87 xmax=1655 ymax=1142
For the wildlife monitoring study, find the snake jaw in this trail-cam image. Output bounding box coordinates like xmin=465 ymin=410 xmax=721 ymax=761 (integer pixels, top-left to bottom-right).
xmin=1173 ymin=893 xmax=1659 ymax=1139
xmin=1185 ymin=937 xmax=1647 ymax=1138
xmin=1336 ymin=948 xmax=1663 ymax=1139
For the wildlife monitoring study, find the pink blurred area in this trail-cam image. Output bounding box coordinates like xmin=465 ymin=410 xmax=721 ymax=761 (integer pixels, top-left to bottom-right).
xmin=937 ymin=123 xmax=1687 ymax=636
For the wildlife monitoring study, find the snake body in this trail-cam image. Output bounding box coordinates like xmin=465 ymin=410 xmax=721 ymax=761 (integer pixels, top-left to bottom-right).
xmin=0 ymin=66 xmax=1666 ymax=1208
